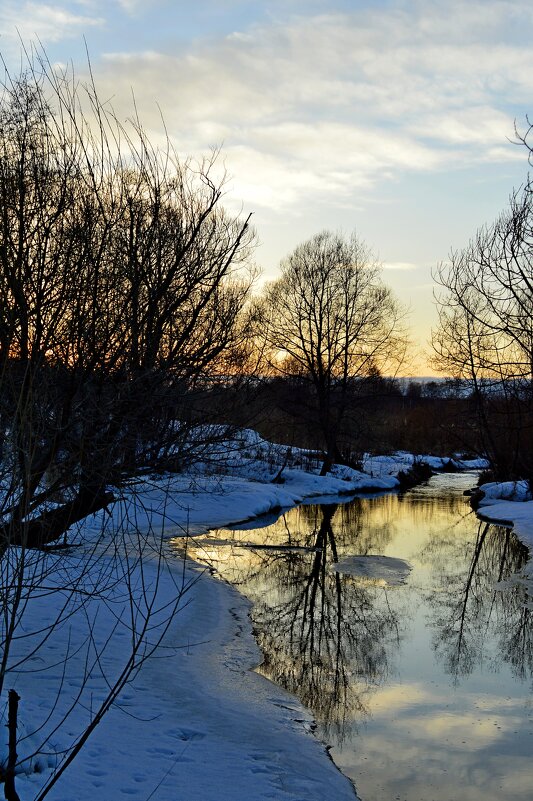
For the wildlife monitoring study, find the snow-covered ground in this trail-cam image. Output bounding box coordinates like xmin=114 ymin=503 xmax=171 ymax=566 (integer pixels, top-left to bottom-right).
xmin=475 ymin=479 xmax=533 ymax=549
xmin=9 ymin=541 xmax=357 ymax=801
xmin=363 ymin=450 xmax=487 ymax=477
xmin=1 ymin=431 xmax=492 ymax=801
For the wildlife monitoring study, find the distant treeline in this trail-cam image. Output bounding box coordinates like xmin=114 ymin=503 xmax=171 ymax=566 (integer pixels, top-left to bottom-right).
xmin=197 ymin=373 xmax=488 ymax=464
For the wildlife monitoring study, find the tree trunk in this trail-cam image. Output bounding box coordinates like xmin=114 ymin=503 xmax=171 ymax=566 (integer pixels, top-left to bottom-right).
xmin=4 ymin=690 xmax=21 ymax=801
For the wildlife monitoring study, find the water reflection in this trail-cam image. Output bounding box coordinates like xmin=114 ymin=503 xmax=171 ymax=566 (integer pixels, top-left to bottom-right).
xmin=173 ymin=473 xmax=533 ymax=801
xmin=251 ymin=503 xmax=402 ymax=740
xmin=425 ymin=520 xmax=532 ymax=681
xmin=182 ymin=501 xmax=405 ymax=738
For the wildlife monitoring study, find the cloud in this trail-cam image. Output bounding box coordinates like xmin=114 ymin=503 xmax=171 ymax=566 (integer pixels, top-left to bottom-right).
xmin=116 ymin=0 xmax=138 ymax=11
xmin=383 ymin=262 xmax=419 ymax=271
xmin=71 ymin=1 xmax=533 ymax=213
xmin=115 ymin=0 xmax=155 ymax=14
xmin=0 ymin=2 xmax=104 ymax=45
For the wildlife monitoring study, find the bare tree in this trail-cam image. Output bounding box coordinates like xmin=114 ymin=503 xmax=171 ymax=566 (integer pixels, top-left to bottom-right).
xmin=0 ymin=50 xmax=256 ymax=550
xmin=0 ymin=46 xmax=255 ymax=798
xmin=432 ymin=178 xmax=533 ymax=484
xmin=257 ymin=231 xmax=408 ymax=473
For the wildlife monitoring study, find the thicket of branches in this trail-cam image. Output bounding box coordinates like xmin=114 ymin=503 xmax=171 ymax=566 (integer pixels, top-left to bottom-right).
xmin=432 ymin=121 xmax=533 ymax=484
xmin=0 ymin=49 xmax=255 ymax=799
xmin=0 ymin=54 xmax=255 ymax=551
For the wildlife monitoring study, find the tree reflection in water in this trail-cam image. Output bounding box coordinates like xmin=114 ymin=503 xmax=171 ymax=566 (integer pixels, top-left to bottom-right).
xmin=176 ymin=475 xmax=533 ymax=801
xmin=252 ymin=504 xmax=402 ymax=741
xmin=184 ymin=500 xmax=405 ymax=741
xmin=425 ymin=519 xmax=532 ymax=681
xmin=180 ymin=475 xmax=532 ymax=755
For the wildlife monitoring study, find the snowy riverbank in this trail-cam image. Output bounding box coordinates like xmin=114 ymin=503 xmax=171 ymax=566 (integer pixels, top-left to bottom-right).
xmin=475 ymin=479 xmax=533 ymax=548
xmin=3 ymin=434 xmax=490 ymax=800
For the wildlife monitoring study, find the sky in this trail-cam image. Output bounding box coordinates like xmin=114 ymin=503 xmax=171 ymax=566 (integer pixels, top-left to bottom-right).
xmin=1 ymin=0 xmax=532 ymax=374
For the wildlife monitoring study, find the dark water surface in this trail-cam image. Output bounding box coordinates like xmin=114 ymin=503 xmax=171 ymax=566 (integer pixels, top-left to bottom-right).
xmin=182 ymin=473 xmax=533 ymax=801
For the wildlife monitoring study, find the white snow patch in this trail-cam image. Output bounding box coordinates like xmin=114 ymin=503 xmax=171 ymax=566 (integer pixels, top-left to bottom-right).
xmin=334 ymin=555 xmax=412 ymax=586
xmin=362 ymin=451 xmax=488 ymax=477
xmin=477 ymin=480 xmax=532 ymax=505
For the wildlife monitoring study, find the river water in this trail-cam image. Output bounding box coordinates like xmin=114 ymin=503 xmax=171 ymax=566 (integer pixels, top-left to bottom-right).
xmin=184 ymin=472 xmax=533 ymax=801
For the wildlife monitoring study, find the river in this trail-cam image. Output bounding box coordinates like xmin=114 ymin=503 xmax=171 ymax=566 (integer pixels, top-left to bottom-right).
xmin=184 ymin=472 xmax=533 ymax=801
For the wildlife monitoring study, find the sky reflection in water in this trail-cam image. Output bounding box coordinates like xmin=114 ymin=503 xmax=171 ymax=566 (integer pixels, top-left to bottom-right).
xmin=182 ymin=472 xmax=533 ymax=801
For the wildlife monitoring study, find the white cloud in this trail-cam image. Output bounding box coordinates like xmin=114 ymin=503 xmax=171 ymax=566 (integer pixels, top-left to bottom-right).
xmin=115 ymin=0 xmax=147 ymax=14
xmin=383 ymin=262 xmax=419 ymax=271
xmin=116 ymin=0 xmax=138 ymax=11
xmin=0 ymin=2 xmax=104 ymax=45
xmin=0 ymin=0 xmax=526 ymax=374
xmin=51 ymin=0 xmax=532 ymax=214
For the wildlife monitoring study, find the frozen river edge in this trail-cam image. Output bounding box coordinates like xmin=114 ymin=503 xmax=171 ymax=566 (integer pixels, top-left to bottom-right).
xmin=17 ymin=467 xmax=378 ymax=801
xmin=12 ymin=442 xmax=502 ymax=801
xmin=117 ymin=472 xmax=368 ymax=801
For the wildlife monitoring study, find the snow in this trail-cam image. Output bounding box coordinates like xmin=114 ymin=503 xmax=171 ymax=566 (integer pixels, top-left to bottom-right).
xmin=476 ymin=480 xmax=533 ymax=552
xmin=2 ymin=430 xmax=492 ymax=800
xmin=476 ymin=479 xmax=532 ymax=505
xmin=334 ymin=555 xmax=412 ymax=586
xmin=4 ymin=481 xmax=359 ymax=800
xmin=362 ymin=451 xmax=488 ymax=477
xmin=478 ymin=498 xmax=533 ymax=548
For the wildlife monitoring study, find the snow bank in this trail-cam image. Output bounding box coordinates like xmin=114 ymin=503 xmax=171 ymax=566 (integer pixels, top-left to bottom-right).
xmin=5 ymin=462 xmax=361 ymax=800
xmin=478 ymin=499 xmax=533 ymax=550
xmin=188 ymin=427 xmax=486 ymax=488
xmin=6 ymin=547 xmax=357 ymax=801
xmin=193 ymin=428 xmax=400 ymax=493
xmin=362 ymin=451 xmax=488 ymax=478
xmin=477 ymin=480 xmax=532 ymax=505
xmin=475 ymin=480 xmax=533 ymax=552
xmin=101 ymin=467 xmax=397 ymax=547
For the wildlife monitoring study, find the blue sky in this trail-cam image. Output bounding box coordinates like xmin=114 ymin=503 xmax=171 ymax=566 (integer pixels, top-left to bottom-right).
xmin=1 ymin=0 xmax=532 ymax=372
